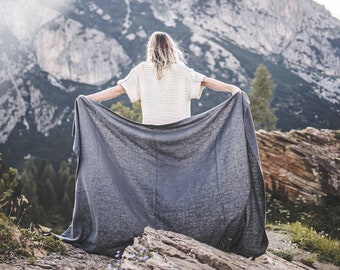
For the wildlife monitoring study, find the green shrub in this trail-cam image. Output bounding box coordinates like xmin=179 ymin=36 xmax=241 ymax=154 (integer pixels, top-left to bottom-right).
xmin=0 ymin=221 xmax=66 ymax=263
xmin=36 ymin=233 xmax=66 ymax=254
xmin=272 ymin=250 xmax=295 ymax=262
xmin=300 ymin=255 xmax=317 ymax=268
xmin=27 ymin=256 xmax=36 ymax=265
xmin=0 ymin=162 xmax=66 ymax=263
xmin=0 ymin=213 xmax=27 ymax=262
xmin=334 ymin=130 xmax=340 ymax=140
xmin=0 ymin=166 xmax=28 ymax=262
xmin=0 ymin=167 xmax=18 ymax=210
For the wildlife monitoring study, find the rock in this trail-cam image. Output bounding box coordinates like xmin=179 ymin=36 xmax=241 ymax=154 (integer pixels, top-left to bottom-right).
xmin=257 ymin=127 xmax=340 ymax=202
xmin=33 ymin=16 xmax=131 ymax=85
xmin=119 ymin=227 xmax=313 ymax=270
xmin=1 ymin=227 xmax=314 ymax=270
xmin=1 ymin=242 xmax=113 ymax=270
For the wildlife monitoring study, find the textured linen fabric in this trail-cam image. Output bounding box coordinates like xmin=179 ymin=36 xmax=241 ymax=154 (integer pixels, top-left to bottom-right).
xmin=118 ymin=62 xmax=205 ymax=125
xmin=59 ymin=92 xmax=268 ymax=258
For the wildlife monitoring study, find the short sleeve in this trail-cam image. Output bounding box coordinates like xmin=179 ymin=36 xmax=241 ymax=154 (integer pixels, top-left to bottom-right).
xmin=117 ymin=65 xmax=142 ymax=103
xmin=188 ymin=68 xmax=205 ymax=99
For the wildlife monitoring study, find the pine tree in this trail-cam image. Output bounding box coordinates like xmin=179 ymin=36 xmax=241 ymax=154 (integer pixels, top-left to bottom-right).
xmin=65 ymin=177 xmax=75 ymax=203
xmin=0 ymin=167 xmax=18 ymax=209
xmin=41 ymin=178 xmax=57 ymax=214
xmin=248 ymin=64 xmax=277 ymax=130
xmin=110 ymin=101 xmax=142 ymax=123
xmin=57 ymin=161 xmax=72 ymax=201
xmin=41 ymin=164 xmax=56 ymax=186
xmin=61 ymin=193 xmax=73 ymax=222
xmin=21 ymin=170 xmax=37 ymax=202
xmin=20 ymin=161 xmax=43 ymax=225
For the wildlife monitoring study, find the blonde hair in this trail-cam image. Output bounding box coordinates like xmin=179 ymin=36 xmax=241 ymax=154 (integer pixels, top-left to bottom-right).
xmin=146 ymin=31 xmax=185 ymax=79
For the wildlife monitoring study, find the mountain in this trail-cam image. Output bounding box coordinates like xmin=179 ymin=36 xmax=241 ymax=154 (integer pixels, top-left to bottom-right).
xmin=0 ymin=0 xmax=339 ymax=168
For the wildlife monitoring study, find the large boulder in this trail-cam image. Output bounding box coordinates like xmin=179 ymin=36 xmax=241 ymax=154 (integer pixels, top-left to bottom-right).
xmin=257 ymin=127 xmax=340 ymax=202
xmin=1 ymin=227 xmax=313 ymax=270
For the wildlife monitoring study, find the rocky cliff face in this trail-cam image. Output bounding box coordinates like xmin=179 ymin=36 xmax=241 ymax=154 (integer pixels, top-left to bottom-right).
xmin=34 ymin=16 xmax=130 ymax=85
xmin=257 ymin=127 xmax=340 ymax=202
xmin=0 ymin=0 xmax=340 ymax=167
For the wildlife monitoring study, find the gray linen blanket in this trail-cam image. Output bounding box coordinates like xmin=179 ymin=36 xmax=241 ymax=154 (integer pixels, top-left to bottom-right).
xmin=60 ymin=92 xmax=268 ymax=257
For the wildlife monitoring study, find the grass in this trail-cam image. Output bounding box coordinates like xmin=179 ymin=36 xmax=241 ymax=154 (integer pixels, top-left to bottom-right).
xmin=268 ymin=222 xmax=340 ymax=266
xmin=300 ymin=255 xmax=317 ymax=268
xmin=288 ymin=222 xmax=340 ymax=266
xmin=271 ymin=250 xmax=295 ymax=262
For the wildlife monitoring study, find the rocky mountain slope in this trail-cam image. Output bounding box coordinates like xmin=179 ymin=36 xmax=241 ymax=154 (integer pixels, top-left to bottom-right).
xmin=0 ymin=0 xmax=340 ymax=167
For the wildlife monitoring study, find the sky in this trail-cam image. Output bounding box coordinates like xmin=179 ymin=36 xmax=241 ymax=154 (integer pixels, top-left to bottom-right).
xmin=314 ymin=0 xmax=340 ymax=20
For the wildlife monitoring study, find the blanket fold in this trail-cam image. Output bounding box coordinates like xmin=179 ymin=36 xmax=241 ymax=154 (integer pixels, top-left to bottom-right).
xmin=60 ymin=92 xmax=268 ymax=257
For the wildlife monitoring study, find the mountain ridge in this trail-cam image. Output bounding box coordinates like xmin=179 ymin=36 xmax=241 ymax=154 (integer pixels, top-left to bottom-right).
xmin=0 ymin=0 xmax=339 ymax=168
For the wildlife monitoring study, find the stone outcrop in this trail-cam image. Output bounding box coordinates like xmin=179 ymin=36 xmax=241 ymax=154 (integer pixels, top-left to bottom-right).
xmin=2 ymin=227 xmax=314 ymax=270
xmin=257 ymin=127 xmax=340 ymax=202
xmin=33 ymin=16 xmax=131 ymax=85
xmin=119 ymin=227 xmax=312 ymax=270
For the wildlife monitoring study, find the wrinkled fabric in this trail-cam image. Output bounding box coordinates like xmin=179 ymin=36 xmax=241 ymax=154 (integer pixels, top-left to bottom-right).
xmin=59 ymin=92 xmax=268 ymax=258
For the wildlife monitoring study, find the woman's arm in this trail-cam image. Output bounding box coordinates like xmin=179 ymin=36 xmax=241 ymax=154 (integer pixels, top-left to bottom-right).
xmin=86 ymin=85 xmax=126 ymax=102
xmin=202 ymin=77 xmax=241 ymax=95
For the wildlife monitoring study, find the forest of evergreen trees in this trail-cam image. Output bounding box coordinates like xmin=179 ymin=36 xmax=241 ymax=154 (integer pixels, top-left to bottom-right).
xmin=5 ymin=158 xmax=76 ymax=233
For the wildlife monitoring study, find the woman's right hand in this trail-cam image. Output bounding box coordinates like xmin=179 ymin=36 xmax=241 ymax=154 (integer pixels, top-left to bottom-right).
xmin=231 ymin=86 xmax=241 ymax=95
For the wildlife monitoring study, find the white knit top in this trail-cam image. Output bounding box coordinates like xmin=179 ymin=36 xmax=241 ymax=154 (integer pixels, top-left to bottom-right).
xmin=118 ymin=62 xmax=205 ymax=125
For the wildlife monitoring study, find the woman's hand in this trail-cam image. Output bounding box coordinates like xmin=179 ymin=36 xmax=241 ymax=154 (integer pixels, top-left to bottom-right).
xmin=231 ymin=86 xmax=241 ymax=95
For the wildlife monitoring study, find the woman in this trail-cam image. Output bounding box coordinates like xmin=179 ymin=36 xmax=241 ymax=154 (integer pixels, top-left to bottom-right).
xmin=87 ymin=31 xmax=241 ymax=125
xmin=62 ymin=31 xmax=268 ymax=258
